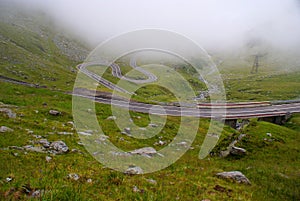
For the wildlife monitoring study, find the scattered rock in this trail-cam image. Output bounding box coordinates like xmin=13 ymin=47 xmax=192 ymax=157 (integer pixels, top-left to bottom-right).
xmin=30 ymin=190 xmax=42 ymax=198
xmin=130 ymin=147 xmax=157 ymax=157
xmin=177 ymin=141 xmax=188 ymax=146
xmin=87 ymin=178 xmax=92 ymax=183
xmin=264 ymin=138 xmax=273 ymax=142
xmin=154 ymin=140 xmax=166 ymax=146
xmin=6 ymin=177 xmax=13 ymax=182
xmin=97 ymin=135 xmax=109 ymax=142
xmin=124 ymin=166 xmax=143 ymax=175
xmin=236 ymin=120 xmax=250 ymax=130
xmin=50 ymin=141 xmax=69 ymax=154
xmin=148 ymin=123 xmax=158 ymax=128
xmin=78 ymin=130 xmax=93 ymax=136
xmin=110 ymin=151 xmax=131 ymax=157
xmin=49 ymin=110 xmax=61 ymax=116
xmin=0 ymin=126 xmax=13 ymax=133
xmin=146 ymin=179 xmax=157 ymax=185
xmin=77 ymin=141 xmax=84 ymax=146
xmin=9 ymin=146 xmax=24 ymax=150
xmin=132 ymin=186 xmax=145 ymax=193
xmin=26 ymin=129 xmax=34 ymax=134
xmin=71 ymin=149 xmax=82 ymax=154
xmin=266 ymin=133 xmax=272 ymax=137
xmin=230 ymin=146 xmax=247 ymax=156
xmin=67 ymin=121 xmax=75 ymax=127
xmin=0 ymin=108 xmax=16 ymax=118
xmin=124 ymin=127 xmax=131 ymax=134
xmin=38 ymin=139 xmax=50 ymax=148
xmin=132 ymin=186 xmax=141 ymax=193
xmin=237 ymin=134 xmax=247 ymax=141
xmin=220 ymin=134 xmax=247 ymax=157
xmin=23 ymin=145 xmax=46 ymax=153
xmin=45 ymin=156 xmax=52 ymax=162
xmin=4 ymin=184 xmax=43 ymax=199
xmin=216 ymin=171 xmax=251 ymax=185
xmin=57 ymin=132 xmax=73 ymax=135
xmin=32 ymin=135 xmax=42 ymax=139
xmin=68 ymin=173 xmax=80 ymax=181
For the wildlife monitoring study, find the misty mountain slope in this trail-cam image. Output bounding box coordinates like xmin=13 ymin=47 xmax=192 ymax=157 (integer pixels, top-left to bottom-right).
xmin=0 ymin=6 xmax=90 ymax=90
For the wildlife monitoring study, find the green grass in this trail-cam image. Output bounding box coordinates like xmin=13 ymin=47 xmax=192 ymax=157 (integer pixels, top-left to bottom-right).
xmin=0 ymin=19 xmax=83 ymax=91
xmin=0 ymin=81 xmax=299 ymax=200
xmin=0 ymin=8 xmax=300 ymax=200
xmin=224 ymin=71 xmax=300 ymax=101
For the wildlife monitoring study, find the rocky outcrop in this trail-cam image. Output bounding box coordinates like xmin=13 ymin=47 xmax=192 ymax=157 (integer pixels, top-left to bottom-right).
xmin=9 ymin=139 xmax=69 ymax=155
xmin=230 ymin=146 xmax=247 ymax=156
xmin=49 ymin=141 xmax=69 ymax=154
xmin=216 ymin=171 xmax=251 ymax=185
xmin=220 ymin=134 xmax=247 ymax=157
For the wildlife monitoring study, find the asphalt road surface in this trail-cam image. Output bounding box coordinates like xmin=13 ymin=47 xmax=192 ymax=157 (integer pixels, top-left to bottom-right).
xmin=76 ymin=57 xmax=300 ymax=119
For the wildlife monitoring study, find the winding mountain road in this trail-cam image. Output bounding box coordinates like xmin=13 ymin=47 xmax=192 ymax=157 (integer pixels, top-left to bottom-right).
xmin=76 ymin=58 xmax=300 ymax=119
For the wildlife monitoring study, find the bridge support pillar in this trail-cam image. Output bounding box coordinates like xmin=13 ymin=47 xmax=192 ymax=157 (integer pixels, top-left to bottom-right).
xmin=258 ymin=113 xmax=291 ymax=125
xmin=225 ymin=119 xmax=237 ymax=129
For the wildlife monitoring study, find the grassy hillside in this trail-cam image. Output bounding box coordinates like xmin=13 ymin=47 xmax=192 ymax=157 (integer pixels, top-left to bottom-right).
xmin=0 ymin=81 xmax=299 ymax=200
xmin=0 ymin=5 xmax=89 ymax=91
xmin=0 ymin=4 xmax=299 ymax=201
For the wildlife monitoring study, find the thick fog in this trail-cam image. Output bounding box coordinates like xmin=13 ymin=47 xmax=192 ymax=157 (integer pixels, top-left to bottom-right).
xmin=3 ymin=0 xmax=300 ymax=51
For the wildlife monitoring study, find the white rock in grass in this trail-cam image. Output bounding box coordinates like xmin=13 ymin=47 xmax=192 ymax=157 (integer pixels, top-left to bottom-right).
xmin=6 ymin=177 xmax=13 ymax=182
xmin=78 ymin=130 xmax=93 ymax=136
xmin=130 ymin=147 xmax=157 ymax=157
xmin=45 ymin=156 xmax=52 ymax=162
xmin=107 ymin=116 xmax=117 ymax=120
xmin=132 ymin=186 xmax=141 ymax=193
xmin=146 ymin=179 xmax=157 ymax=185
xmin=230 ymin=146 xmax=247 ymax=156
xmin=148 ymin=123 xmax=158 ymax=128
xmin=68 ymin=173 xmax=80 ymax=181
xmin=49 ymin=110 xmax=61 ymax=116
xmin=125 ymin=166 xmax=143 ymax=175
xmin=0 ymin=126 xmax=13 ymax=133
